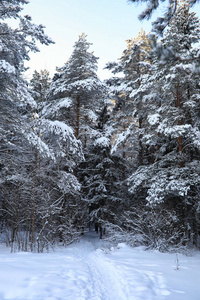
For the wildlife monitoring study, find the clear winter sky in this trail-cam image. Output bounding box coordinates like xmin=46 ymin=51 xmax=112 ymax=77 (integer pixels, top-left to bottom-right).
xmin=21 ymin=0 xmax=200 ymax=80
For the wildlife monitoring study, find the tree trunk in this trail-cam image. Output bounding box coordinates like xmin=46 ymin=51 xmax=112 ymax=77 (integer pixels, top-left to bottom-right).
xmin=95 ymin=223 xmax=98 ymax=233
xmin=151 ymin=145 xmax=155 ymax=164
xmin=31 ymin=151 xmax=37 ymax=252
xmin=25 ymin=208 xmax=30 ymax=251
xmin=176 ymin=83 xmax=183 ymax=168
xmin=137 ymin=53 xmax=141 ymax=88
xmin=100 ymin=226 xmax=103 ymax=239
xmin=75 ymin=95 xmax=80 ymax=139
xmin=139 ymin=118 xmax=143 ymax=165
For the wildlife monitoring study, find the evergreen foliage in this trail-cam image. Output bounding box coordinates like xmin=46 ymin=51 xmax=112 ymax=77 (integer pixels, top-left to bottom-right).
xmin=128 ymin=0 xmax=200 ymax=34
xmin=77 ymin=106 xmax=128 ymax=239
xmin=105 ymin=29 xmax=152 ymax=164
xmin=127 ymin=2 xmax=200 ymax=249
xmin=1 ymin=0 xmax=200 ymax=252
xmin=48 ymin=33 xmax=107 ymax=143
xmin=30 ymin=69 xmax=51 ymax=107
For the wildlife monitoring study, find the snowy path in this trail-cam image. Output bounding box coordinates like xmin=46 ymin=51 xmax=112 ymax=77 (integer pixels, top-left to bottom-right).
xmin=0 ymin=234 xmax=200 ymax=299
xmin=71 ymin=240 xmax=128 ymax=299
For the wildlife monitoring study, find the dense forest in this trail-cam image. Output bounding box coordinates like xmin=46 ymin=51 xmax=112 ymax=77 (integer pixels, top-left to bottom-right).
xmin=0 ymin=0 xmax=200 ymax=252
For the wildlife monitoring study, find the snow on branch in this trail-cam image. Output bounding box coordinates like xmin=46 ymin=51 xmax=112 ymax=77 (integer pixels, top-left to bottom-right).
xmin=58 ymin=171 xmax=81 ymax=193
xmin=111 ymin=127 xmax=131 ymax=154
xmin=42 ymin=119 xmax=74 ymax=140
xmin=94 ymin=137 xmax=110 ymax=148
xmin=42 ymin=97 xmax=72 ymax=117
xmin=24 ymin=131 xmax=55 ymax=159
xmin=69 ymin=78 xmax=107 ymax=92
xmin=0 ymin=60 xmax=15 ymax=73
xmin=19 ymin=15 xmax=54 ymax=46
xmin=40 ymin=119 xmax=83 ymax=157
xmin=147 ymin=113 xmax=160 ymax=126
xmin=157 ymin=123 xmax=192 ymax=138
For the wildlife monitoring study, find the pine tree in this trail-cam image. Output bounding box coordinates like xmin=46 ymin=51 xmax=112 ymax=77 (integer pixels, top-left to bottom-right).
xmin=77 ymin=106 xmax=128 ymax=239
xmin=128 ymin=0 xmax=200 ymax=34
xmin=30 ymin=69 xmax=51 ymax=108
xmin=105 ymin=29 xmax=152 ymax=164
xmin=48 ymin=33 xmax=107 ymax=144
xmin=128 ymin=2 xmax=200 ymax=248
xmin=0 ymin=0 xmax=56 ymax=251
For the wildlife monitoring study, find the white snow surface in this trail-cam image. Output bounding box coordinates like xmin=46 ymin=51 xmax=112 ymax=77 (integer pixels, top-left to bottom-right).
xmin=0 ymin=232 xmax=200 ymax=300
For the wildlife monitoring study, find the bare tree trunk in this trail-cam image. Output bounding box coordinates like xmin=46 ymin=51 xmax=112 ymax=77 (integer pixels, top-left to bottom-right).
xmin=122 ymin=124 xmax=126 ymax=159
xmin=95 ymin=223 xmax=98 ymax=233
xmin=137 ymin=53 xmax=141 ymax=87
xmin=151 ymin=145 xmax=155 ymax=164
xmin=31 ymin=151 xmax=37 ymax=252
xmin=10 ymin=227 xmax=16 ymax=253
xmin=25 ymin=210 xmax=29 ymax=252
xmin=84 ymin=128 xmax=87 ymax=149
xmin=176 ymin=83 xmax=183 ymax=168
xmin=75 ymin=95 xmax=80 ymax=139
xmin=100 ymin=226 xmax=103 ymax=239
xmin=139 ymin=118 xmax=143 ymax=165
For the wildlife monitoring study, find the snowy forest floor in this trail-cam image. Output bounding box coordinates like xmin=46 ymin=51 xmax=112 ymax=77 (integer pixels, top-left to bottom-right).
xmin=0 ymin=232 xmax=200 ymax=300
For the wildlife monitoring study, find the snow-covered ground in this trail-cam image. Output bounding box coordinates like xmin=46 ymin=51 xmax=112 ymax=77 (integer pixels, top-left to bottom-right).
xmin=0 ymin=232 xmax=200 ymax=300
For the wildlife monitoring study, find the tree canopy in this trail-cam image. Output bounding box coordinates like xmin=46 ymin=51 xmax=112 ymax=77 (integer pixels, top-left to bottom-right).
xmin=128 ymin=0 xmax=200 ymax=34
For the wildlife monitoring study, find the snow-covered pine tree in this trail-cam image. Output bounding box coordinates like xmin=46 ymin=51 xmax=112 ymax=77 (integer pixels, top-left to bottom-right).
xmin=25 ymin=112 xmax=85 ymax=251
xmin=28 ymin=34 xmax=108 ymax=248
xmin=128 ymin=2 xmax=200 ymax=249
xmin=30 ymin=69 xmax=51 ymax=108
xmin=0 ymin=0 xmax=62 ymax=251
xmin=77 ymin=105 xmax=128 ymax=239
xmin=27 ymin=83 xmax=86 ymax=250
xmin=0 ymin=0 xmax=54 ymax=163
xmin=48 ymin=33 xmax=107 ymax=146
xmin=105 ymin=29 xmax=152 ymax=165
xmin=128 ymin=0 xmax=200 ymax=34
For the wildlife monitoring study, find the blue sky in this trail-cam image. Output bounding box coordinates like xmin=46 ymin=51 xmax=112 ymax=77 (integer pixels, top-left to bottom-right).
xmin=22 ymin=0 xmax=200 ymax=80
xmin=21 ymin=0 xmax=153 ymax=79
